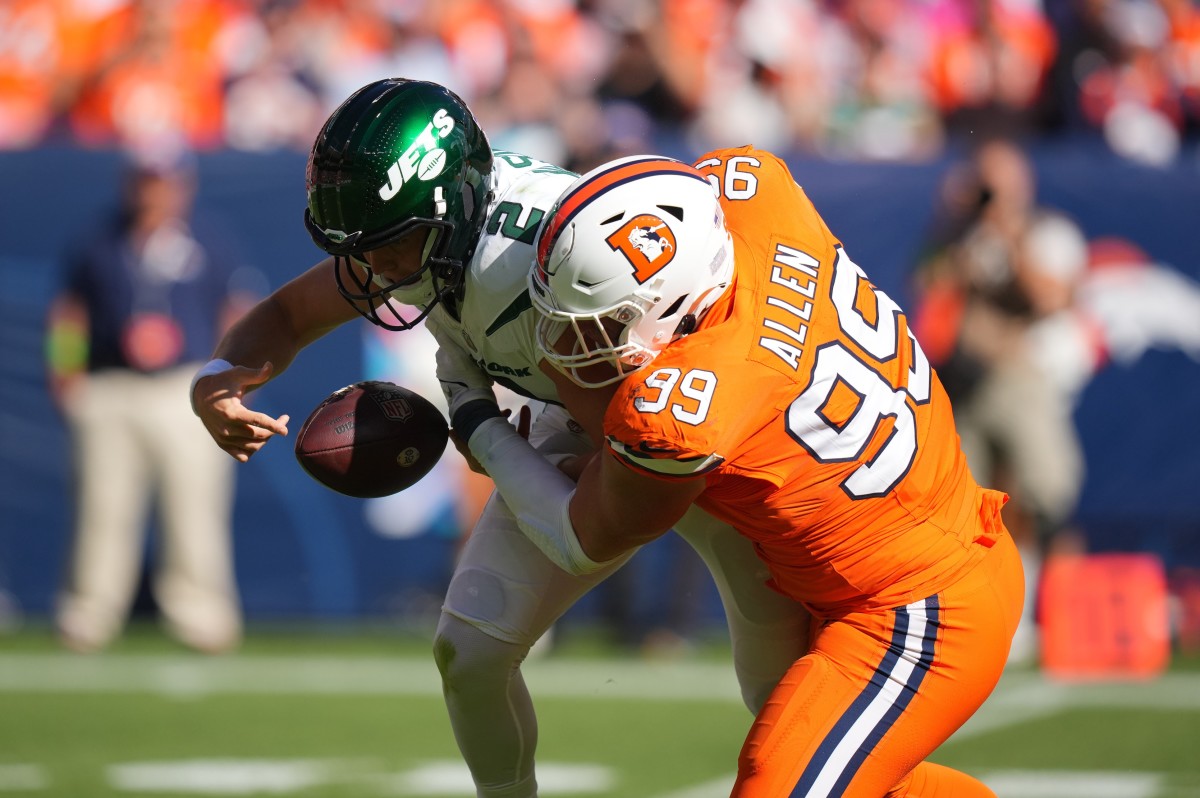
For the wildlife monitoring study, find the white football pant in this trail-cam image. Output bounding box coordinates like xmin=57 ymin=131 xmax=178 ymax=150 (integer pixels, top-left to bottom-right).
xmin=435 ymin=402 xmax=809 ymax=798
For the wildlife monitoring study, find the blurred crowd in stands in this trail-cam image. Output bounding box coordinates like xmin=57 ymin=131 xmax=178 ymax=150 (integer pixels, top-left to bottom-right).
xmin=3 ymin=0 xmax=1197 ymax=661
xmin=3 ymin=0 xmax=1198 ymax=168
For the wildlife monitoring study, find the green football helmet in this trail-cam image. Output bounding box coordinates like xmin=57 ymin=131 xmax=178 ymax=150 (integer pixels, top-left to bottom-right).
xmin=304 ymin=78 xmax=494 ymax=329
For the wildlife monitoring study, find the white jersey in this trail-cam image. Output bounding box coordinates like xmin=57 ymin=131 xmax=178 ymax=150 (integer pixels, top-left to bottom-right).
xmin=426 ymin=151 xmax=577 ymax=416
xmin=420 ymin=154 xmax=808 ymax=750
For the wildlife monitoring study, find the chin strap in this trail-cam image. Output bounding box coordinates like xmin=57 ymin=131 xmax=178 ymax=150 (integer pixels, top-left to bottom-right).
xmin=442 ymin=188 xmax=495 ymax=322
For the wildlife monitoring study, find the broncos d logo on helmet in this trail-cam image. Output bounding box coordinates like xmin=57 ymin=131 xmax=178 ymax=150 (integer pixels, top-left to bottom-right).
xmin=606 ymin=214 xmax=677 ymax=284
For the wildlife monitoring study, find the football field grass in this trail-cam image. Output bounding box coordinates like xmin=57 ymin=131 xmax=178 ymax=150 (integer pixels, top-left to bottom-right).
xmin=1 ymin=625 xmax=1198 ymax=797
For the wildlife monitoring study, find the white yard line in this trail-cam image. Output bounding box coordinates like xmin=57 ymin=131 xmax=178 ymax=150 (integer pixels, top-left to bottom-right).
xmin=647 ymin=775 xmax=736 ymax=798
xmin=0 ymin=764 xmax=47 ymax=791
xmin=2 ymin=654 xmax=1198 ymax=797
xmin=980 ymin=770 xmax=1164 ymax=798
xmin=0 ymin=653 xmax=745 ymax=702
xmin=2 ymin=652 xmax=1196 ymax=708
xmin=379 ymin=761 xmax=614 ymax=795
xmin=644 ymin=670 xmax=1200 ymax=798
xmin=951 ymin=675 xmax=1074 ymax=740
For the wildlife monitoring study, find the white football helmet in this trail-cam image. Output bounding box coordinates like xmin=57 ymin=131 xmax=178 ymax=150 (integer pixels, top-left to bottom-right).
xmin=529 ymin=155 xmax=735 ymax=387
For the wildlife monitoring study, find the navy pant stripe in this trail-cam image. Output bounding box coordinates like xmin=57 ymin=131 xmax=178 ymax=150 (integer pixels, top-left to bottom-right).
xmin=789 ymin=596 xmax=942 ymax=798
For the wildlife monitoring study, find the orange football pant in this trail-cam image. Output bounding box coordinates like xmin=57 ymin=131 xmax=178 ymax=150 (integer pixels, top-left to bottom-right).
xmin=732 ymin=529 xmax=1024 ymax=797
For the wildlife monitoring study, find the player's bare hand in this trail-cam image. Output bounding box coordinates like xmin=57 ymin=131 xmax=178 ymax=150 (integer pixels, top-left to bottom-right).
xmin=194 ymin=361 xmax=290 ymax=462
xmin=514 ymin=404 xmax=532 ymax=438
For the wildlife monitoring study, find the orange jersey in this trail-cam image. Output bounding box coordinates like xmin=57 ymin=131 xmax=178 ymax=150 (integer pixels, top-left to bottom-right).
xmin=604 ymin=146 xmax=1006 ymax=618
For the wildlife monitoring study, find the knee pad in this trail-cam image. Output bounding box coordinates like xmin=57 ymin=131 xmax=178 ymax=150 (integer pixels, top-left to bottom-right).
xmin=434 ymin=613 xmax=529 ymax=692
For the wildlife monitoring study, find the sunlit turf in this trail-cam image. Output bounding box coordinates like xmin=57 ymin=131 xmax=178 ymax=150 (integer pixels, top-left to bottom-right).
xmin=1 ymin=623 xmax=1198 ymax=797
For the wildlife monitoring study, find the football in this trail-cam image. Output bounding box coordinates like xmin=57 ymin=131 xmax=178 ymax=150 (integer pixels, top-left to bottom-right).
xmin=294 ymin=380 xmax=449 ymax=498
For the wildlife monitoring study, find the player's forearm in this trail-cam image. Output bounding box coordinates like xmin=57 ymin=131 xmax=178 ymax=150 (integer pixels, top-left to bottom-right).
xmin=214 ymin=260 xmax=354 ymax=377
xmin=464 ymin=415 xmax=613 ymax=575
xmin=209 ymin=298 xmax=297 ymax=377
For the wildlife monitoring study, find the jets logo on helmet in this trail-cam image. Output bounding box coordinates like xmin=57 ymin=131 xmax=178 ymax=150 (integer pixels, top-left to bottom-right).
xmin=304 ymin=79 xmax=494 ymax=332
xmin=377 ymin=109 xmax=456 ymax=202
xmin=606 ymin=214 xmax=677 ymax=284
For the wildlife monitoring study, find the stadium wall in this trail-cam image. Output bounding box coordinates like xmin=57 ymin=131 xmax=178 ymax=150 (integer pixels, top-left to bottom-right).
xmin=1 ymin=142 xmax=1197 ymax=626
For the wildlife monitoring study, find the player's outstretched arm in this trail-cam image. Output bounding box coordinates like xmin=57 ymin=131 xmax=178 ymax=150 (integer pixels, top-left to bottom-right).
xmin=573 ymin=450 xmax=704 ymax=562
xmin=193 ymin=258 xmax=359 ymax=462
xmin=462 ymin=411 xmax=702 ymax=574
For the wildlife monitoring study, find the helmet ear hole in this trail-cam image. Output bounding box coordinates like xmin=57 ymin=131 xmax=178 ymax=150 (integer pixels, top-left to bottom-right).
xmin=674 ymin=314 xmax=697 ymax=336
xmin=658 ymin=295 xmax=687 ymax=320
xmin=460 ymin=183 xmax=476 ymax=220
